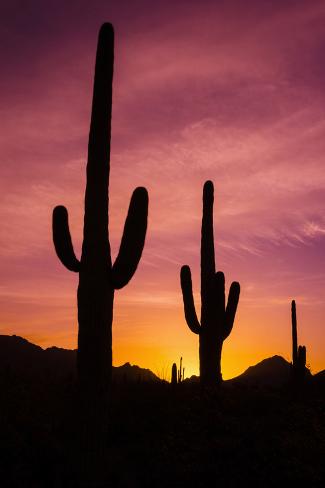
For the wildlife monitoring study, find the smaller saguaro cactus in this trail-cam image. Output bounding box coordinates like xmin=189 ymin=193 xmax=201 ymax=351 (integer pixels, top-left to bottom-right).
xmin=180 ymin=181 xmax=240 ymax=386
xmin=171 ymin=363 xmax=177 ymax=385
xmin=291 ymin=300 xmax=307 ymax=380
xmin=172 ymin=359 xmax=185 ymax=385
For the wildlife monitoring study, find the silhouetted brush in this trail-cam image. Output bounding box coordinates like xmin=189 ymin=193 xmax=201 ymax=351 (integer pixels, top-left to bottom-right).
xmin=180 ymin=181 xmax=240 ymax=386
xmin=291 ymin=300 xmax=307 ymax=381
xmin=52 ymin=24 xmax=148 ymax=394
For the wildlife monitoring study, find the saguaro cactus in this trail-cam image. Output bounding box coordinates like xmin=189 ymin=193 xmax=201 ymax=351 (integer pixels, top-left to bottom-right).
xmin=52 ymin=24 xmax=148 ymax=394
xmin=171 ymin=363 xmax=177 ymax=385
xmin=291 ymin=300 xmax=307 ymax=380
xmin=180 ymin=181 xmax=240 ymax=386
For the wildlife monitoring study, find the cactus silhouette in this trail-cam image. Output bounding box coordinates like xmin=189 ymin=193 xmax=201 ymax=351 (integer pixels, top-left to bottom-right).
xmin=178 ymin=356 xmax=183 ymax=383
xmin=180 ymin=181 xmax=240 ymax=386
xmin=291 ymin=300 xmax=307 ymax=380
xmin=52 ymin=24 xmax=148 ymax=394
xmin=171 ymin=363 xmax=177 ymax=385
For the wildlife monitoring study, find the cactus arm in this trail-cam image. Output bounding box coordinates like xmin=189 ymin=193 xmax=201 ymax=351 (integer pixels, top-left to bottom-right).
xmin=112 ymin=187 xmax=149 ymax=289
xmin=223 ymin=281 xmax=240 ymax=339
xmin=82 ymin=23 xmax=114 ymax=263
xmin=180 ymin=265 xmax=201 ymax=334
xmin=302 ymin=346 xmax=306 ymax=366
xmin=298 ymin=345 xmax=306 ymax=367
xmin=52 ymin=206 xmax=80 ymax=272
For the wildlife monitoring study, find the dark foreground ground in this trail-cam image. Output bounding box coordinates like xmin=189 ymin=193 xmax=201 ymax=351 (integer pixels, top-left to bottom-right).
xmin=0 ymin=374 xmax=324 ymax=488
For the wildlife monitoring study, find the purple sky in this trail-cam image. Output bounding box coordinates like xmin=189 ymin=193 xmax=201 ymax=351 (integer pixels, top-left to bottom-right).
xmin=1 ymin=0 xmax=325 ymax=378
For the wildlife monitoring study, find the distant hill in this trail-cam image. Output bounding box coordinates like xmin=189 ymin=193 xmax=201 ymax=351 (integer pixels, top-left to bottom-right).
xmin=227 ymin=355 xmax=311 ymax=387
xmin=183 ymin=355 xmax=314 ymax=387
xmin=313 ymin=369 xmax=325 ymax=388
xmin=112 ymin=362 xmax=159 ymax=383
xmin=0 ymin=335 xmax=160 ymax=384
xmin=228 ymin=355 xmax=291 ymax=386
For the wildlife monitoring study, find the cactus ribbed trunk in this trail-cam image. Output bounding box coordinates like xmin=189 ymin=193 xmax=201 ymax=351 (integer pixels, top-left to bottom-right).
xmin=77 ymin=281 xmax=114 ymax=392
xmin=180 ymin=181 xmax=240 ymax=386
xmin=77 ymin=22 xmax=113 ymax=393
xmin=201 ymin=181 xmax=215 ymax=328
xmin=200 ymin=181 xmax=220 ymax=385
xmin=200 ymin=334 xmax=222 ymax=385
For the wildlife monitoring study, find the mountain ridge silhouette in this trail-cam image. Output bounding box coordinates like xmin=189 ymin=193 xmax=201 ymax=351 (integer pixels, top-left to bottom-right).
xmin=0 ymin=334 xmax=320 ymax=386
xmin=0 ymin=335 xmax=160 ymax=383
xmin=227 ymin=354 xmax=311 ymax=386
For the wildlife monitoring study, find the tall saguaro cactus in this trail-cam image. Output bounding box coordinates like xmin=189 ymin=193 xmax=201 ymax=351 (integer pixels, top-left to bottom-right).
xmin=291 ymin=300 xmax=306 ymax=380
xmin=52 ymin=24 xmax=148 ymax=393
xmin=180 ymin=181 xmax=240 ymax=385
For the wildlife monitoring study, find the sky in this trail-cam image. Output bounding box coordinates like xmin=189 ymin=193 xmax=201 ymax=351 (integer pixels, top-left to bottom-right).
xmin=1 ymin=0 xmax=325 ymax=379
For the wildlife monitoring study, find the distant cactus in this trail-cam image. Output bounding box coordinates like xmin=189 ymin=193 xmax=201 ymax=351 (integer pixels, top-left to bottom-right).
xmin=180 ymin=181 xmax=240 ymax=386
xmin=172 ymin=358 xmax=185 ymax=385
xmin=291 ymin=300 xmax=307 ymax=380
xmin=52 ymin=24 xmax=148 ymax=394
xmin=171 ymin=363 xmax=177 ymax=385
xmin=178 ymin=357 xmax=183 ymax=383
